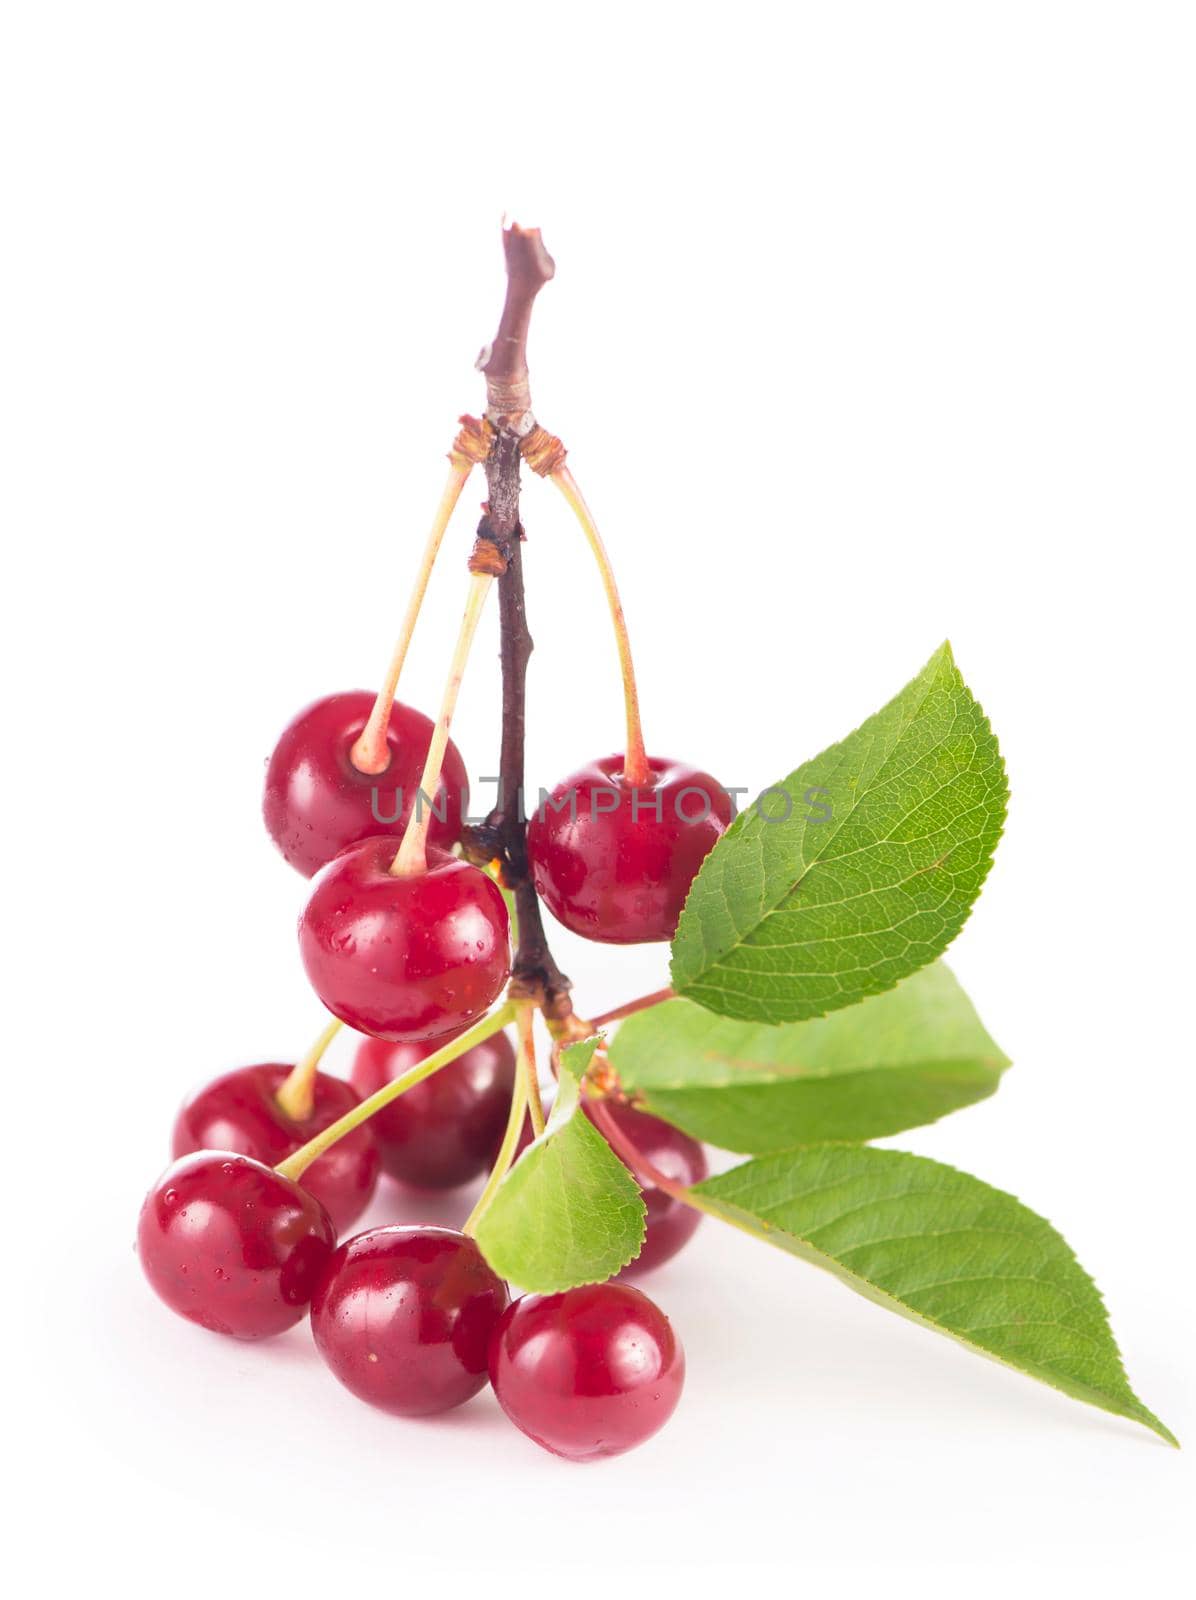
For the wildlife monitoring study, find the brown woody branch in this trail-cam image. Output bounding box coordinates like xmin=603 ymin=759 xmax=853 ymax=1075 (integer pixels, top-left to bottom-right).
xmin=464 ymin=225 xmax=573 ymax=1027
xmin=477 ymin=225 xmax=555 ymax=435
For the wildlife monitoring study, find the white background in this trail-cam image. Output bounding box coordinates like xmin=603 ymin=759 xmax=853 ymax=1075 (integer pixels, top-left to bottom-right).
xmin=4 ymin=2 xmax=1193 ymax=1591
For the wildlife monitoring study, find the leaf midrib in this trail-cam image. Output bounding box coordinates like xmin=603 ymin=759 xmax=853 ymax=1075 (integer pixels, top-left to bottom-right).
xmin=758 ymin=663 xmax=951 ymax=887
xmin=690 ymin=1176 xmax=1176 ymax=1445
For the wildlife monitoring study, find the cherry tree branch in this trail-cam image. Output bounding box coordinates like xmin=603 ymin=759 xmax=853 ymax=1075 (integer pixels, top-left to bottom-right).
xmin=478 ymin=225 xmax=555 ymax=434
xmin=464 ymin=225 xmax=574 ymax=1027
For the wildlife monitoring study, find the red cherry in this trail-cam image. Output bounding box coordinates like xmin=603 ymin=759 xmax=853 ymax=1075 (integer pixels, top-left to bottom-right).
xmin=171 ymin=1064 xmax=379 ymax=1233
xmin=489 ymin=1282 xmax=685 ymax=1460
xmin=350 ymin=1029 xmax=517 ymax=1189
xmin=263 ymin=691 xmax=469 ymax=877
xmin=137 ymin=1151 xmax=336 ymax=1340
xmin=299 ymin=839 xmax=511 ymax=1042
xmin=311 ymin=1226 xmax=509 ymax=1415
xmin=526 ymin=755 xmax=732 ymax=943
xmin=582 ymin=1101 xmax=707 ymax=1275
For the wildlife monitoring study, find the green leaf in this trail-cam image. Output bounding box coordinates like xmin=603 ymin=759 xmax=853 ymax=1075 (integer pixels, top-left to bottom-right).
xmin=692 ymin=1144 xmax=1175 ymax=1444
xmin=557 ymin=1034 xmax=602 ymax=1087
xmin=474 ymin=1037 xmax=646 ymax=1292
xmin=671 ymin=642 xmax=1007 ymax=1023
xmin=609 ymin=962 xmax=1009 ymax=1151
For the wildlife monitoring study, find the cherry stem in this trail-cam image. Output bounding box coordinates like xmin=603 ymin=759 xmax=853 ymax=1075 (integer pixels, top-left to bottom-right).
xmin=517 ymin=1002 xmax=545 ymax=1138
xmin=350 ymin=458 xmax=475 ymax=775
xmin=390 ymin=569 xmax=494 ymax=877
xmin=462 ymin=1034 xmax=533 ymax=1238
xmin=274 ymin=1016 xmax=343 ymax=1123
xmin=275 ymin=1001 xmax=517 ymax=1182
xmin=589 ymin=988 xmax=676 ymax=1029
xmin=550 ymin=467 xmax=650 ymax=787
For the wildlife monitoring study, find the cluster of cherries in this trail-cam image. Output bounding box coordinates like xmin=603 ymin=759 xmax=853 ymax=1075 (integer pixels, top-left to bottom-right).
xmin=139 ymin=654 xmax=728 ymax=1458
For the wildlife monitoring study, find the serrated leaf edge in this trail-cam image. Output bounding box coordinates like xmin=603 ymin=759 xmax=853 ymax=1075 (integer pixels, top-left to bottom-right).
xmin=690 ymin=1145 xmax=1176 ymax=1446
xmin=671 ymin=641 xmax=1010 ymax=1024
xmin=474 ymin=1038 xmax=647 ymax=1293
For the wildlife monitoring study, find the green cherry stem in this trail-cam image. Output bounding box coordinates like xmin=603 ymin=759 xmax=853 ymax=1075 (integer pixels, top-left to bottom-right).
xmin=517 ymin=1002 xmax=545 ymax=1139
xmin=550 ymin=466 xmax=650 ymax=787
xmin=350 ymin=459 xmax=475 ymax=774
xmin=390 ymin=568 xmax=494 ymax=878
xmin=276 ymin=1001 xmax=517 ymax=1182
xmin=463 ymin=1033 xmax=531 ymax=1238
xmin=274 ymin=1016 xmax=343 ymax=1123
xmin=350 ymin=418 xmax=492 ymax=776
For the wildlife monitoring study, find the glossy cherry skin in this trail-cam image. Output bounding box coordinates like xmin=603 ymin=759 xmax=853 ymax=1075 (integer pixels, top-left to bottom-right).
xmin=299 ymin=839 xmax=511 ymax=1042
xmin=489 ymin=1283 xmax=685 ymax=1460
xmin=583 ymin=1101 xmax=707 ymax=1275
xmin=171 ymin=1064 xmax=379 ymax=1233
xmin=263 ymin=691 xmax=469 ymax=878
xmin=350 ymin=1028 xmax=517 ymax=1189
xmin=137 ymin=1151 xmax=337 ymax=1340
xmin=311 ymin=1226 xmax=509 ymax=1415
xmin=527 ymin=755 xmax=733 ymax=943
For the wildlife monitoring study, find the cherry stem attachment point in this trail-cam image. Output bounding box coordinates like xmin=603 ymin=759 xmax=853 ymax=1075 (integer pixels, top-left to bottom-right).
xmin=274 ymin=1016 xmax=343 ymax=1124
xmin=517 ymin=1002 xmax=545 ymax=1139
xmin=390 ymin=569 xmax=494 ymax=877
xmin=276 ymin=1002 xmax=517 ymax=1183
xmin=351 ymin=456 xmax=476 ymax=775
xmin=589 ymin=988 xmax=675 ymax=1029
xmin=463 ymin=1032 xmax=531 ymax=1238
xmin=550 ymin=466 xmax=649 ymax=787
